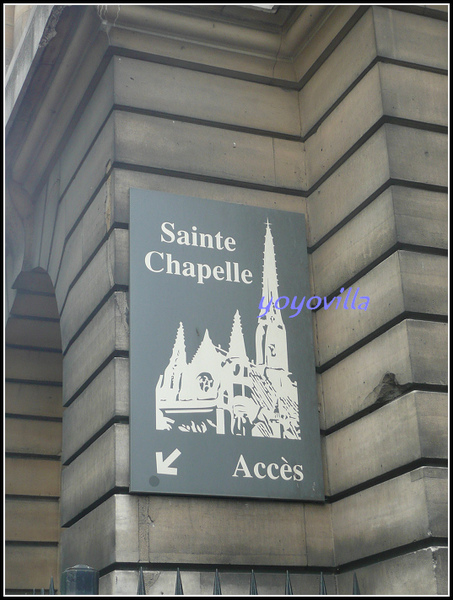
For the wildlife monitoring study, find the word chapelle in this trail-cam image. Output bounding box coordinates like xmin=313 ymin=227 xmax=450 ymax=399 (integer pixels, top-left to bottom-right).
xmin=144 ymin=222 xmax=254 ymax=285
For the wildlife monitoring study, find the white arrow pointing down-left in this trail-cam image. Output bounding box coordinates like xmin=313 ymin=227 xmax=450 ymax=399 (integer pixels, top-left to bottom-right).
xmin=156 ymin=448 xmax=181 ymax=476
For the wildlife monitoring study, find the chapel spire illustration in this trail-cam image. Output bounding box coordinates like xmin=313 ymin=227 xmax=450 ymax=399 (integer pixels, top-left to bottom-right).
xmin=255 ymin=219 xmax=289 ymax=371
xmin=155 ymin=220 xmax=301 ymax=440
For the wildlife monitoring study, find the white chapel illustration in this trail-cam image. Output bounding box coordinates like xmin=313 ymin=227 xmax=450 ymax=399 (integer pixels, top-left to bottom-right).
xmin=155 ymin=220 xmax=301 ymax=439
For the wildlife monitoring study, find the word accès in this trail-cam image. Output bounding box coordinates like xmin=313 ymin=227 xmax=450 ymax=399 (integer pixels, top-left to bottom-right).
xmin=232 ymin=454 xmax=304 ymax=482
xmin=258 ymin=287 xmax=370 ymax=318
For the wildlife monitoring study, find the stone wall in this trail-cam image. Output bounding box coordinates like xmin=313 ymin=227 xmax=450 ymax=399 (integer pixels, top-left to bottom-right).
xmin=5 ymin=5 xmax=448 ymax=595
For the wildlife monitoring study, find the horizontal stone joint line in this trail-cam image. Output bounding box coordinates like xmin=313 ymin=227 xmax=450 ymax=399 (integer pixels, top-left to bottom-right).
xmin=63 ymin=350 xmax=129 ymax=408
xmin=59 ymin=224 xmax=128 ymax=318
xmin=7 ymin=314 xmax=60 ymax=323
xmin=97 ymin=537 xmax=448 ymax=577
xmin=5 ymin=452 xmax=62 ymax=461
xmin=5 ymin=413 xmax=63 ymax=423
xmin=48 ymin=107 xmax=115 ymax=283
xmin=5 ymin=378 xmax=62 ymax=387
xmin=10 ymin=289 xmax=55 ymax=298
xmin=324 ymin=458 xmax=448 ymax=503
xmin=6 ymin=343 xmax=62 ymax=354
xmin=295 ymin=7 xmax=370 ymax=92
xmin=113 ymin=104 xmax=303 ymax=142
xmin=320 ymin=383 xmax=448 ymax=436
xmin=332 ymin=537 xmax=448 ymax=574
xmin=53 ymin=163 xmax=115 ymax=291
xmin=99 ymin=561 xmax=337 ymax=578
xmin=61 ymin=486 xmax=129 ymax=528
xmin=386 ymin=5 xmax=449 ymax=21
xmin=106 ymin=8 xmax=370 ymax=95
xmin=308 ymin=180 xmax=448 ymax=254
xmin=6 ymin=494 xmax=60 ymax=502
xmin=62 ymin=415 xmax=130 ymax=467
xmin=107 ymin=45 xmax=302 ymax=90
xmin=61 ymin=284 xmax=129 ymax=357
xmin=5 ymin=540 xmax=59 ymax=547
xmin=112 ymin=161 xmax=308 ymax=197
xmin=306 ymin=117 xmax=447 ymax=196
xmin=312 ymin=244 xmax=448 ymax=311
xmin=316 ymin=312 xmax=448 ymax=374
xmin=376 ymin=55 xmax=448 ymax=77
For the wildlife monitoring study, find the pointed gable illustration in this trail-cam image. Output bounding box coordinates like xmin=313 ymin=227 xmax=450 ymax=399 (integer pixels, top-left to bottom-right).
xmin=179 ymin=329 xmax=225 ymax=402
xmin=228 ymin=310 xmax=247 ymax=360
xmin=163 ymin=322 xmax=187 ymax=391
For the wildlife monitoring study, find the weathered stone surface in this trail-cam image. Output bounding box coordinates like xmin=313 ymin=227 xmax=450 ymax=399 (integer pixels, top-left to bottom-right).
xmin=305 ymin=63 xmax=384 ymax=186
xmin=6 ymin=347 xmax=62 ymax=383
xmin=114 ymin=56 xmax=301 ymax=136
xmin=6 ymin=316 xmax=61 ymax=349
xmin=59 ymin=229 xmax=128 ymax=351
xmin=307 ymin=123 xmax=447 ymax=247
xmin=62 ymin=112 xmax=114 ymax=238
xmin=54 ymin=179 xmax=112 ymax=315
xmin=315 ymin=251 xmax=447 ymax=367
xmin=5 ymin=381 xmax=62 ymax=418
xmin=61 ymin=493 xmax=313 ymax=571
xmin=107 ymin=17 xmax=295 ymax=84
xmin=5 ymin=545 xmax=59 ymax=590
xmin=60 ymin=494 xmax=139 ymax=571
xmin=5 ymin=417 xmax=61 ymax=456
xmin=61 ymin=423 xmax=129 ymax=525
xmin=47 ymin=192 xmax=66 ymax=287
xmin=307 ymin=127 xmax=390 ymax=246
xmin=373 ymin=6 xmax=448 ymax=70
xmin=305 ymin=502 xmax=335 ymax=566
xmin=331 ymin=467 xmax=447 ymax=564
xmin=9 ymin=290 xmax=60 ymax=319
xmin=311 ymin=186 xmax=447 ymax=300
xmin=62 ymin=292 xmax=129 ymax=405
xmin=111 ymin=167 xmax=306 ymax=227
xmin=114 ymin=110 xmax=306 ymax=190
xmin=141 ymin=495 xmax=308 ymax=566
xmin=379 ymin=63 xmax=448 ymax=126
xmin=336 ymin=547 xmax=448 ymax=595
xmin=5 ymin=457 xmax=61 ymax=496
xmin=59 ymin=59 xmax=114 ymax=193
xmin=406 ymin=320 xmax=448 ymax=386
xmin=393 ymin=187 xmax=447 ymax=248
xmin=400 ymin=251 xmax=448 ymax=313
xmin=5 ymin=497 xmax=60 ymax=542
xmin=386 ymin=125 xmax=447 ymax=187
xmin=324 ymin=391 xmax=447 ymax=496
xmin=62 ymin=357 xmax=129 ymax=462
xmin=298 ymin=8 xmax=376 ymax=134
xmin=319 ymin=320 xmax=447 ymax=430
xmin=39 ymin=160 xmax=61 ymax=272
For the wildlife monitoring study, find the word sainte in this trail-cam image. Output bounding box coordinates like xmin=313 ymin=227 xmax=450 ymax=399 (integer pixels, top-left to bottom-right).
xmin=144 ymin=221 xmax=254 ymax=285
xmin=258 ymin=287 xmax=370 ymax=318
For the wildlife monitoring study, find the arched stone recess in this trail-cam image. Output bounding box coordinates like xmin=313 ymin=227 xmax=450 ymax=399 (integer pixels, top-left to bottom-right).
xmin=5 ymin=268 xmax=63 ymax=594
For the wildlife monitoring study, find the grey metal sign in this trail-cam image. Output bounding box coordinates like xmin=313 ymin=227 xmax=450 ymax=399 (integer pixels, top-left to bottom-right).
xmin=129 ymin=189 xmax=324 ymax=501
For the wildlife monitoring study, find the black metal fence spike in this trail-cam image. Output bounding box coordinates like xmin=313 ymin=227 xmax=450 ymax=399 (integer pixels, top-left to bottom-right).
xmin=213 ymin=569 xmax=222 ymax=595
xmin=137 ymin=567 xmax=146 ymax=595
xmin=352 ymin=572 xmax=361 ymax=595
xmin=175 ymin=567 xmax=184 ymax=595
xmin=49 ymin=576 xmax=55 ymax=594
xmin=285 ymin=571 xmax=293 ymax=595
xmin=319 ymin=572 xmax=328 ymax=595
xmin=249 ymin=570 xmax=258 ymax=595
